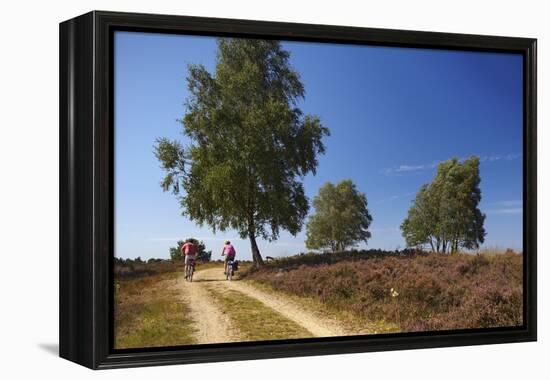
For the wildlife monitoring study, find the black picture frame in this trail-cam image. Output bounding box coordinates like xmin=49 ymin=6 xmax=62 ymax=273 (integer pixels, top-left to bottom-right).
xmin=59 ymin=10 xmax=537 ymax=370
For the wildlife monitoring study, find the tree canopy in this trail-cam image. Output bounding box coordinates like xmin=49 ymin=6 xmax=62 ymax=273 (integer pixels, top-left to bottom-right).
xmin=155 ymin=38 xmax=329 ymax=266
xmin=401 ymin=156 xmax=486 ymax=253
xmin=169 ymin=239 xmax=212 ymax=262
xmin=305 ymin=180 xmax=373 ymax=252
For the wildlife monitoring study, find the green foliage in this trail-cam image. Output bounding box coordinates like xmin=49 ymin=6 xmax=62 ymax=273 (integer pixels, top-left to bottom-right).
xmin=305 ymin=180 xmax=373 ymax=252
xmin=169 ymin=239 xmax=212 ymax=262
xmin=155 ymin=38 xmax=329 ymax=266
xmin=401 ymin=156 xmax=486 ymax=253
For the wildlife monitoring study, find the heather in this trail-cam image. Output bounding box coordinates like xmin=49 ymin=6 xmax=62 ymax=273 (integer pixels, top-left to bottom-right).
xmin=114 ymin=258 xmax=179 ymax=279
xmin=243 ymin=251 xmax=523 ymax=332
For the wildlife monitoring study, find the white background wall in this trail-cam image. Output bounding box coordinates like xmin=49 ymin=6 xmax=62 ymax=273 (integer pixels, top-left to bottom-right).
xmin=0 ymin=0 xmax=547 ymax=378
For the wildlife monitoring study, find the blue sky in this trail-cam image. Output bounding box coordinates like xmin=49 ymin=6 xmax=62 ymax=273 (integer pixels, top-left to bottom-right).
xmin=114 ymin=31 xmax=523 ymax=260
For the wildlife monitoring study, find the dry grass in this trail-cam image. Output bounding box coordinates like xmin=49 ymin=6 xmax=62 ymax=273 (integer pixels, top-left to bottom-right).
xmin=114 ymin=272 xmax=197 ymax=349
xmin=247 ymin=280 xmax=399 ymax=335
xmin=204 ymin=285 xmax=313 ymax=341
xmin=114 ymin=259 xmax=181 ymax=279
xmin=472 ymin=246 xmax=522 ymax=256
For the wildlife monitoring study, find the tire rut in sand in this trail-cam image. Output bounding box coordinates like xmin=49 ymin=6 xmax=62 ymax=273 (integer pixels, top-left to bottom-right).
xmin=175 ymin=270 xmax=240 ymax=344
xmin=198 ymin=268 xmax=348 ymax=338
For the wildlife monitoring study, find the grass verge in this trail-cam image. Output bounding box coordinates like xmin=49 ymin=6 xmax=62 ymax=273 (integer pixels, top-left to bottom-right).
xmin=204 ymin=285 xmax=313 ymax=341
xmin=247 ymin=280 xmax=399 ymax=335
xmin=114 ymin=273 xmax=197 ymax=349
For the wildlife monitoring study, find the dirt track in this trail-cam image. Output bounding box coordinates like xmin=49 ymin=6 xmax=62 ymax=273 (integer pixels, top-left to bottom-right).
xmin=176 ymin=269 xmax=240 ymax=344
xmin=176 ymin=266 xmax=346 ymax=343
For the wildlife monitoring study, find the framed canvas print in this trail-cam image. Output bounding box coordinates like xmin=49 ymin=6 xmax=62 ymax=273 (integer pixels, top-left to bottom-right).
xmin=59 ymin=11 xmax=537 ymax=369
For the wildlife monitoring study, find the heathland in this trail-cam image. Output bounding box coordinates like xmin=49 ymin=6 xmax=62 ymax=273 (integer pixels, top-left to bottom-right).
xmin=114 ymin=249 xmax=522 ymax=349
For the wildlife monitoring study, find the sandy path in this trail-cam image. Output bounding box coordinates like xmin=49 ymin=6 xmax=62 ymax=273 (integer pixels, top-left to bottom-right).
xmin=175 ymin=269 xmax=240 ymax=344
xmin=196 ymin=267 xmax=347 ymax=338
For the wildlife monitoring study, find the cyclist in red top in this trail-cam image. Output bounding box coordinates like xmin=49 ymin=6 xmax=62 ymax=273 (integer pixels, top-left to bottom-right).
xmin=181 ymin=239 xmax=198 ymax=279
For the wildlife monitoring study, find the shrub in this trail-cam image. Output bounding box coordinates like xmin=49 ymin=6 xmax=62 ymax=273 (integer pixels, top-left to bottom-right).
xmin=243 ymin=252 xmax=522 ymax=332
xmin=252 ymin=249 xmax=423 ymax=271
xmin=114 ymin=259 xmax=179 ymax=279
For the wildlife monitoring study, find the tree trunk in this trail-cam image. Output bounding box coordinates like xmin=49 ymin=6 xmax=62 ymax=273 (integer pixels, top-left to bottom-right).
xmin=248 ymin=232 xmax=264 ymax=267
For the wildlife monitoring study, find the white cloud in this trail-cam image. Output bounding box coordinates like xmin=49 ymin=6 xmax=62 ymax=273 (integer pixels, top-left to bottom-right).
xmin=493 ymin=200 xmax=523 ymax=207
xmin=370 ymin=227 xmax=400 ymax=233
xmin=486 ymin=207 xmax=523 ymax=215
xmin=479 ymin=153 xmax=522 ymax=162
xmin=374 ymin=192 xmax=415 ymax=204
xmin=381 ymin=153 xmax=521 ymax=176
xmin=381 ymin=163 xmax=436 ymax=176
xmin=395 ymin=164 xmax=429 ymax=172
xmin=485 ymin=201 xmax=523 ymax=215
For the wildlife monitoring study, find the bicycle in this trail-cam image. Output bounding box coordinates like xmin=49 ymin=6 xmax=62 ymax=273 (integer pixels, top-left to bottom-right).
xmin=185 ymin=258 xmax=195 ymax=282
xmin=226 ymin=259 xmax=234 ymax=281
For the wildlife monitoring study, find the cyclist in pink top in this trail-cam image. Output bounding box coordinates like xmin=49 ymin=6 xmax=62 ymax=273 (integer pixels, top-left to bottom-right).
xmin=221 ymin=240 xmax=236 ymax=275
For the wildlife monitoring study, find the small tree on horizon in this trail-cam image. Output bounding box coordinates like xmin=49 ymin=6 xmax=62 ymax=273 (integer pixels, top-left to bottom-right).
xmin=170 ymin=239 xmax=212 ymax=262
xmin=401 ymin=156 xmax=486 ymax=253
xmin=155 ymin=38 xmax=329 ymax=267
xmin=305 ymin=180 xmax=373 ymax=252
